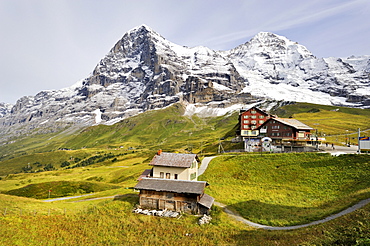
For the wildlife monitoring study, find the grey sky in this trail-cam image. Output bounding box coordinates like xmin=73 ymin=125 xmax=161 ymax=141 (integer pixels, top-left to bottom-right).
xmin=1 ymin=0 xmax=369 ymax=104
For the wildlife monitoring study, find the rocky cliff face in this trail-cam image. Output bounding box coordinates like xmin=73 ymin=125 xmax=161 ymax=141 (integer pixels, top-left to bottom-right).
xmin=0 ymin=103 xmax=12 ymax=118
xmin=227 ymin=32 xmax=370 ymax=105
xmin=1 ymin=25 xmax=369 ymax=142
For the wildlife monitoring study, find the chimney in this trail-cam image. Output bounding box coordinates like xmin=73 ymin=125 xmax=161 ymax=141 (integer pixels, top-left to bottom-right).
xmin=157 ymin=149 xmax=162 ymax=155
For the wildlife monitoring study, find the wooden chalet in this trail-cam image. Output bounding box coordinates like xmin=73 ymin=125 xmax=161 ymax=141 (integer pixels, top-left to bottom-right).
xmin=239 ymin=107 xmax=274 ymax=137
xmin=259 ymin=118 xmax=315 ymax=149
xmin=147 ymin=150 xmax=199 ymax=181
xmin=134 ymin=178 xmax=214 ymax=215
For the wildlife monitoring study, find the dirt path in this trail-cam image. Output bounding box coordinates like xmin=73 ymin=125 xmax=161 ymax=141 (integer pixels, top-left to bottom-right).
xmin=43 ymin=193 xmax=95 ymax=202
xmin=198 ymin=156 xmax=217 ymax=177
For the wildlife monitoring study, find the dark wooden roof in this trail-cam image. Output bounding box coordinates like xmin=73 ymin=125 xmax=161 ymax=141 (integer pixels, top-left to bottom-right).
xmin=137 ymin=169 xmax=152 ymax=181
xmin=134 ymin=178 xmax=207 ymax=195
xmin=198 ymin=193 xmax=214 ymax=209
xmin=240 ymin=106 xmax=271 ymax=116
xmin=149 ymin=152 xmax=198 ymax=168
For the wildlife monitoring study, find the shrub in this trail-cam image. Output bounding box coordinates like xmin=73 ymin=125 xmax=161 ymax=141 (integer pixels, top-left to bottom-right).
xmin=61 ymin=161 xmax=70 ymax=167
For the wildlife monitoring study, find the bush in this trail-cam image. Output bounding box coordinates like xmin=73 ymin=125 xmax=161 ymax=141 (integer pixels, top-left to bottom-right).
xmin=61 ymin=161 xmax=70 ymax=167
xmin=43 ymin=164 xmax=55 ymax=171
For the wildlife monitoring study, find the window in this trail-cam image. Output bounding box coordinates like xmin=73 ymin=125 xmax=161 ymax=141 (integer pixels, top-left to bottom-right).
xmin=251 ymin=115 xmax=257 ymax=119
xmin=272 ymin=125 xmax=280 ymax=129
xmin=259 ymin=115 xmax=265 ymax=119
xmin=160 ymin=172 xmax=164 ymax=178
xmin=243 ymin=120 xmax=249 ymax=124
xmin=166 ymin=173 xmax=170 ymax=179
xmin=243 ymin=115 xmax=249 ymax=119
xmin=251 ymin=120 xmax=257 ymax=124
xmin=259 ymin=120 xmax=264 ymax=124
xmin=251 ymin=110 xmax=256 ymax=114
xmin=174 ymin=174 xmax=178 ymax=179
xmin=190 ymin=172 xmax=196 ymax=180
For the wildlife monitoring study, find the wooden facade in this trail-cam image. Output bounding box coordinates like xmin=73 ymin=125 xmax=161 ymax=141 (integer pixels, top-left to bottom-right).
xmin=139 ymin=190 xmax=199 ymax=214
xmin=239 ymin=107 xmax=273 ymax=137
xmin=259 ymin=118 xmax=313 ymax=144
xmin=134 ymin=178 xmax=214 ymax=215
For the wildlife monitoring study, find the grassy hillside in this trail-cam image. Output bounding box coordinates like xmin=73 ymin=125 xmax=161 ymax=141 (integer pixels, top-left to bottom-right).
xmin=2 ymin=102 xmax=369 ymax=167
xmin=4 ymin=181 xmax=121 ymax=199
xmin=61 ymin=103 xmax=238 ymax=152
xmin=0 ymin=188 xmax=369 ymax=245
xmin=0 ymin=102 xmax=369 ymax=245
xmin=0 ymin=103 xmax=239 ymax=176
xmin=0 ymin=152 xmax=150 ymax=195
xmin=200 ymin=153 xmax=370 ymax=227
xmin=0 ymin=152 xmax=369 ymax=245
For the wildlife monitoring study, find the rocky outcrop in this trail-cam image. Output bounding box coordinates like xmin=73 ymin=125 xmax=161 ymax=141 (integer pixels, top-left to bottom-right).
xmin=0 ymin=103 xmax=12 ymax=118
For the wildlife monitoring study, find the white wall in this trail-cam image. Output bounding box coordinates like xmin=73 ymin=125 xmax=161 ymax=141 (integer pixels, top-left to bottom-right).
xmin=152 ymin=160 xmax=198 ymax=181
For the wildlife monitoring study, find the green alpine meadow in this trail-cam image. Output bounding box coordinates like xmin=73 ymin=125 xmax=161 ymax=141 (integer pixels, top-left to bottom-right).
xmin=0 ymin=102 xmax=370 ymax=245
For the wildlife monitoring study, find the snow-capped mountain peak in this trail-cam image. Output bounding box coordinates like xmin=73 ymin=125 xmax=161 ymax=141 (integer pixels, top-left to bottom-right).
xmin=1 ymin=25 xmax=369 ymax=142
xmin=229 ymin=31 xmax=314 ymax=63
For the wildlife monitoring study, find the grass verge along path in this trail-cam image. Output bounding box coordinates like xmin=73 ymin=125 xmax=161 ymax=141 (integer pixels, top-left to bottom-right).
xmin=200 ymin=153 xmax=370 ymax=227
xmin=215 ymin=197 xmax=370 ymax=230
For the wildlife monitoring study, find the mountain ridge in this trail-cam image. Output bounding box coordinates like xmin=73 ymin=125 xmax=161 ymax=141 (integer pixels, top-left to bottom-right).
xmin=1 ymin=24 xmax=369 ymax=142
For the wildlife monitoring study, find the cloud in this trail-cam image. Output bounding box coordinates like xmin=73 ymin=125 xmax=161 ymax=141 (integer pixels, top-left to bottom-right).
xmin=198 ymin=0 xmax=370 ymax=50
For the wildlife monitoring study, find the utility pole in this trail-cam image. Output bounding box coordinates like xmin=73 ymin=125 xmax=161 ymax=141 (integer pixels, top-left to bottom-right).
xmin=200 ymin=141 xmax=203 ymax=157
xmin=218 ymin=138 xmax=225 ymax=153
xmin=358 ymin=128 xmax=361 ymax=153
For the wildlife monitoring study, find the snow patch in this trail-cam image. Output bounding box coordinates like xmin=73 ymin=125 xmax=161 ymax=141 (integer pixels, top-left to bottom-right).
xmin=40 ymin=120 xmax=49 ymax=125
xmin=212 ymin=83 xmax=232 ymax=91
xmin=93 ymin=109 xmax=102 ymax=124
xmin=184 ymin=103 xmax=247 ymax=117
